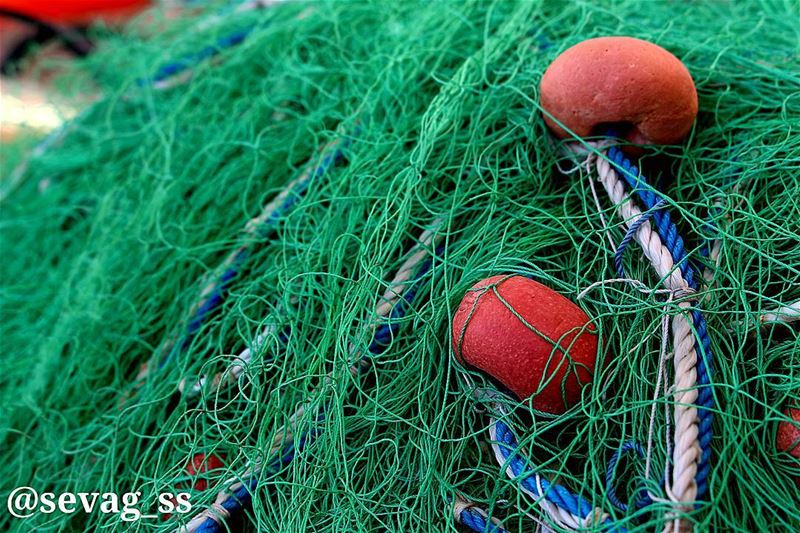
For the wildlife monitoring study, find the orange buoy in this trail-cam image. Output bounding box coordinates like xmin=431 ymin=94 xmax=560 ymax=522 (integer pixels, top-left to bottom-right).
xmin=452 ymin=275 xmax=597 ymax=414
xmin=776 ymin=408 xmax=800 ymax=454
xmin=540 ymin=36 xmax=698 ymax=146
xmin=777 ymin=408 xmax=800 ymax=483
xmin=0 ymin=0 xmax=151 ymax=25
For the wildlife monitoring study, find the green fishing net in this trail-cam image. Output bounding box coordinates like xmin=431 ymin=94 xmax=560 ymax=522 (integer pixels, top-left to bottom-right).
xmin=1 ymin=1 xmax=798 ymax=531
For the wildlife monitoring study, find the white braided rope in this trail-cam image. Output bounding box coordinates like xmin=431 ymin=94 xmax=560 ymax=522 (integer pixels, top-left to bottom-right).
xmin=179 ymin=309 xmax=281 ymax=398
xmin=589 ymin=150 xmax=701 ymax=531
xmin=126 ymin=135 xmax=352 ymax=399
xmin=176 ymin=220 xmax=443 ymax=533
xmin=702 ymin=234 xmax=723 ymax=287
xmin=759 ymin=300 xmax=800 ymax=325
xmin=701 ymin=194 xmax=726 ymax=288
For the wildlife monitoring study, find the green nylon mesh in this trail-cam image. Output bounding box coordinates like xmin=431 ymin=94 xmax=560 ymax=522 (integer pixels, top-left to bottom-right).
xmin=1 ymin=1 xmax=798 ymax=531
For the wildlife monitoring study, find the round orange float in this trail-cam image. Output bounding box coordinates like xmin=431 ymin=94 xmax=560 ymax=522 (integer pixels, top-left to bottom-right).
xmin=452 ymin=275 xmax=597 ymax=414
xmin=540 ymin=36 xmax=698 ymax=146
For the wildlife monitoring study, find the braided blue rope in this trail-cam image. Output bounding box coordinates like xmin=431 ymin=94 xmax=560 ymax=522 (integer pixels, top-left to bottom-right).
xmin=607 ymin=146 xmax=715 ymax=500
xmin=607 ymin=147 xmax=693 ymax=286
xmin=142 ymin=28 xmax=252 ymax=86
xmin=183 ymin=249 xmax=248 ymax=342
xmin=493 ymin=419 xmax=628 ymax=533
xmin=366 ymin=246 xmax=442 ymax=356
xmin=459 ymin=507 xmax=509 ymax=533
xmin=193 ymin=424 xmax=320 ymax=533
xmin=158 ymin=142 xmax=349 ymax=368
xmin=604 ymin=441 xmax=652 ymax=512
xmin=189 ymin=245 xmax=439 ymax=532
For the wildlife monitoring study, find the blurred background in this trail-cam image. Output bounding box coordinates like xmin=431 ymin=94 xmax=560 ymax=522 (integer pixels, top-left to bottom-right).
xmin=1 ymin=1 xmax=187 ymax=169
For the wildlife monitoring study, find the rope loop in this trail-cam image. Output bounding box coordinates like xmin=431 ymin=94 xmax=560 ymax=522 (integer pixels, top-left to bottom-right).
xmin=605 ymin=440 xmax=653 ymax=512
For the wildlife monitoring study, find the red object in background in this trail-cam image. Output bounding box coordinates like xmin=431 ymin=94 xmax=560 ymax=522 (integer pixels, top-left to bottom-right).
xmin=777 ymin=408 xmax=800 ymax=457
xmin=452 ymin=275 xmax=598 ymax=414
xmin=0 ymin=0 xmax=151 ymax=68
xmin=777 ymin=408 xmax=800 ymax=483
xmin=186 ymin=453 xmax=226 ymax=492
xmin=0 ymin=1 xmax=151 ymax=24
xmin=162 ymin=453 xmax=226 ymax=521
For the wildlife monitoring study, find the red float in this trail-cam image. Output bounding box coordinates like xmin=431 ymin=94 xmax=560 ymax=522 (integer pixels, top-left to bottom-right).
xmin=776 ymin=408 xmax=800 ymax=455
xmin=777 ymin=408 xmax=800 ymax=482
xmin=0 ymin=1 xmax=151 ymax=25
xmin=452 ymin=275 xmax=597 ymax=414
xmin=540 ymin=36 xmax=697 ymax=146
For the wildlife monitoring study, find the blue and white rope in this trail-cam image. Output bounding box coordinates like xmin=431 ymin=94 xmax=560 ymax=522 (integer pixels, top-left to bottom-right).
xmin=588 ymin=148 xmax=709 ymax=531
xmin=178 ymin=303 xmax=290 ymax=397
xmin=606 ymin=146 xmax=715 ymax=504
xmin=176 ymin=221 xmax=444 ymax=533
xmin=147 ymin=28 xmax=252 ymax=88
xmin=132 ymin=134 xmax=351 ymax=390
xmin=454 ymin=497 xmax=509 ymax=533
xmin=615 ymin=200 xmax=666 ymax=278
xmin=148 ymin=0 xmax=282 ymax=89
xmin=486 ymin=403 xmax=625 ymax=533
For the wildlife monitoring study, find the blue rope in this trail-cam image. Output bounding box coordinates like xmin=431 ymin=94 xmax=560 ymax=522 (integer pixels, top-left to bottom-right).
xmin=604 ymin=441 xmax=653 ymax=512
xmin=143 ymin=28 xmax=253 ymax=86
xmin=365 ymin=245 xmax=442 ymax=357
xmin=178 ymin=248 xmax=248 ymax=351
xmin=190 ymin=245 xmax=439 ymax=532
xmin=493 ymin=419 xmax=628 ymax=533
xmin=158 ymin=143 xmax=349 ymax=368
xmin=607 ymin=146 xmax=715 ymax=500
xmin=192 ymin=428 xmax=316 ymax=533
xmin=459 ymin=507 xmax=509 ymax=533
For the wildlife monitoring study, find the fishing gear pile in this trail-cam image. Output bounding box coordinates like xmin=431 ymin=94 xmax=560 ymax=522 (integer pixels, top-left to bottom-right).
xmin=1 ymin=1 xmax=798 ymax=532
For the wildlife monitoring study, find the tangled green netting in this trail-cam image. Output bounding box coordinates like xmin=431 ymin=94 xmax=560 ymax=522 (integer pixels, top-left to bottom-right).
xmin=1 ymin=1 xmax=799 ymax=531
